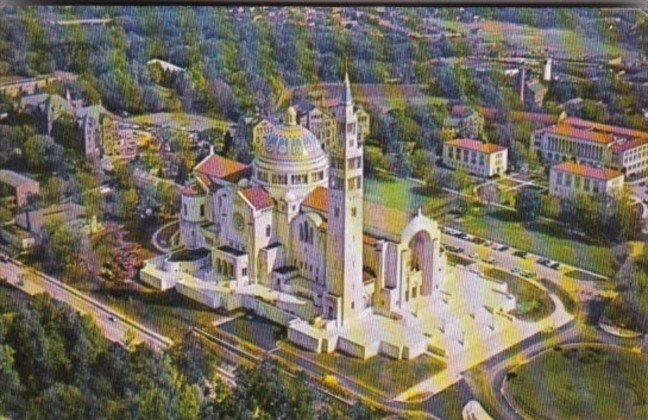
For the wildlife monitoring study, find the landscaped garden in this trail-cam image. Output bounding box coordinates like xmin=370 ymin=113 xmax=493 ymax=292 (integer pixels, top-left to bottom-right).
xmin=484 ymin=268 xmax=555 ymax=321
xmin=508 ymin=346 xmax=648 ymax=420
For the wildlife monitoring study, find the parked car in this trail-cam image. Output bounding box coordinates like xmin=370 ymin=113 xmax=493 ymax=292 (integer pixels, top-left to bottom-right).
xmin=510 ymin=267 xmax=521 ymax=274
xmin=537 ymin=258 xmax=550 ymax=266
xmin=500 ymin=246 xmax=510 ymax=252
xmin=483 ymin=257 xmax=497 ymax=265
xmin=550 ymin=262 xmax=561 ymax=270
xmin=513 ymin=250 xmax=528 ymax=259
xmin=0 ymin=255 xmax=8 ymax=263
xmin=470 ymin=252 xmax=479 ymax=259
xmin=472 ymin=237 xmax=486 ymax=245
xmin=521 ymin=270 xmax=536 ymax=278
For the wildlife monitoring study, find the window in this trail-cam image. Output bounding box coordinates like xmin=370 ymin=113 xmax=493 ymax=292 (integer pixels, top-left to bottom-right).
xmin=242 ymin=268 xmax=248 ymax=277
xmin=183 ymin=204 xmax=187 ymax=216
xmin=351 ymin=207 xmax=357 ymax=217
xmin=334 ymin=207 xmax=340 ymax=217
xmin=351 ymin=301 xmax=355 ymax=310
xmin=200 ymin=204 xmax=205 ymax=218
xmin=266 ymin=225 xmax=271 ymax=237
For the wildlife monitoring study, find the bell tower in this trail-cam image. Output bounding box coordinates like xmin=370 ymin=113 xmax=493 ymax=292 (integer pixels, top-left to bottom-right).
xmin=324 ymin=72 xmax=365 ymax=326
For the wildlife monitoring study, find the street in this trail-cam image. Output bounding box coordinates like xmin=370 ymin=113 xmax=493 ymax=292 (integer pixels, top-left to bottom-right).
xmin=0 ymin=257 xmax=171 ymax=351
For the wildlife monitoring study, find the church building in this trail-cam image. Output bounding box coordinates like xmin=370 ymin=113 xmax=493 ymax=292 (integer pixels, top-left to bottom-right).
xmin=142 ymin=75 xmax=448 ymax=359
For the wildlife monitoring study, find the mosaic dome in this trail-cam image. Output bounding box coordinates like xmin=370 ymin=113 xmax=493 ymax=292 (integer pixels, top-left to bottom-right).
xmin=258 ymin=107 xmax=325 ymax=163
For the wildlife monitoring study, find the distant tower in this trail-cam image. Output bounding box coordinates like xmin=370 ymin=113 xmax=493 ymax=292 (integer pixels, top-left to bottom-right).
xmin=519 ymin=67 xmax=526 ymax=103
xmin=543 ymin=58 xmax=553 ymax=82
xmin=324 ymin=72 xmax=365 ymax=326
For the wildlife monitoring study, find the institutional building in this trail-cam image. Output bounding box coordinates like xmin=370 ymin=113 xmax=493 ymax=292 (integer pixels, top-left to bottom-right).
xmin=549 ymin=161 xmax=624 ymax=200
xmin=531 ymin=116 xmax=648 ymax=178
xmin=442 ymin=139 xmax=508 ymax=177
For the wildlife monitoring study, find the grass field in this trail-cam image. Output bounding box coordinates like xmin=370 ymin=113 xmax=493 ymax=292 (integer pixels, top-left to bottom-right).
xmin=366 ymin=174 xmax=618 ymax=277
xmin=364 ymin=173 xmax=451 ymax=214
xmin=127 ymin=112 xmax=232 ymax=131
xmin=509 ymin=346 xmax=648 ymax=420
xmin=448 ymin=208 xmax=617 ymax=277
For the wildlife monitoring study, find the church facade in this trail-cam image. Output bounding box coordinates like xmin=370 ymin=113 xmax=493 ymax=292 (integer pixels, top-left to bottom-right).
xmin=142 ymin=75 xmax=448 ymax=359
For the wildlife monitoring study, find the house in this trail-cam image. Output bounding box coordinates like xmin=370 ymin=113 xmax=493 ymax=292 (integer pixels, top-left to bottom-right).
xmin=0 ymin=170 xmax=40 ymax=207
xmin=443 ymin=105 xmax=484 ymax=140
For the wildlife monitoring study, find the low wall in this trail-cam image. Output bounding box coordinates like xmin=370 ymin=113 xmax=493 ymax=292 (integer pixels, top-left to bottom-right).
xmin=379 ymin=341 xmax=403 ymax=359
xmin=140 ymin=264 xmax=177 ymax=290
xmin=287 ymin=326 xmax=322 ymax=353
xmin=175 ymin=282 xmax=220 ymax=308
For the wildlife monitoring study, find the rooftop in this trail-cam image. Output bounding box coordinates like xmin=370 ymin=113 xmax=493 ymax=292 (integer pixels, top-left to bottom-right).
xmin=240 ymin=186 xmax=274 ymax=210
xmin=303 ymin=186 xmax=415 ymax=241
xmin=562 ymin=117 xmax=648 ymax=140
xmin=551 ymin=162 xmax=623 ymax=181
xmin=0 ymin=170 xmax=38 ymax=188
xmin=547 ymin=124 xmax=615 ymax=144
xmin=445 ymin=139 xmax=506 ymax=154
xmin=194 ymin=153 xmax=251 ymax=183
xmin=611 ymin=138 xmax=648 ymax=153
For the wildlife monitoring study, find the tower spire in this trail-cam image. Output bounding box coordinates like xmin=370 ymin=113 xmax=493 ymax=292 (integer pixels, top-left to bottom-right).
xmin=342 ymin=66 xmax=353 ymax=106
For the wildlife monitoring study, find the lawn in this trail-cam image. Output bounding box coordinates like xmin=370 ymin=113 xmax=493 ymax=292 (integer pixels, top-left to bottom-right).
xmin=367 ymin=174 xmax=618 ymax=277
xmin=448 ymin=208 xmax=617 ymax=277
xmin=483 ymin=268 xmax=555 ymax=321
xmin=509 ymin=346 xmax=648 ymax=420
xmin=364 ymin=173 xmax=450 ymax=214
xmin=278 ymin=341 xmax=445 ymax=399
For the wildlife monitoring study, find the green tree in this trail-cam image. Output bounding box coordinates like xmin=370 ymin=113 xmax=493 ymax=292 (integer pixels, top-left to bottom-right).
xmin=119 ymin=188 xmax=139 ymax=220
xmin=41 ymin=177 xmax=65 ymax=206
xmin=515 ymin=188 xmax=542 ymax=221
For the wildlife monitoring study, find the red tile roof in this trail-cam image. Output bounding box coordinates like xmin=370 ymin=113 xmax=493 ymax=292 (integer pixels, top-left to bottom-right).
xmin=240 ymin=186 xmax=274 ymax=210
xmin=562 ymin=117 xmax=648 ymax=140
xmin=548 ymin=124 xmax=614 ymax=144
xmin=610 ymin=138 xmax=648 ymax=153
xmin=194 ymin=154 xmax=251 ymax=183
xmin=552 ymin=162 xmax=623 ymax=181
xmin=445 ymin=139 xmax=506 ymax=154
xmin=301 ymin=186 xmax=328 ymax=213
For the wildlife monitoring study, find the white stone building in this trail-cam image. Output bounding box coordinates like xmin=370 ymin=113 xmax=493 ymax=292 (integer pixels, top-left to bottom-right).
xmin=442 ymin=139 xmax=508 ymax=177
xmin=141 ymin=76 xmax=460 ymax=360
xmin=531 ymin=116 xmax=648 ymax=178
xmin=549 ymin=161 xmax=624 ymax=200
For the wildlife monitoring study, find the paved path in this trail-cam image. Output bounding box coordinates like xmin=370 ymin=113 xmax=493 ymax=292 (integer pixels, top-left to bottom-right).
xmin=151 ymin=220 xmax=179 ymax=253
xmin=393 ymin=291 xmax=574 ymax=402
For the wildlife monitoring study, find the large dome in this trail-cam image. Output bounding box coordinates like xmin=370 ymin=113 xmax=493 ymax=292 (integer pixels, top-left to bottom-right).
xmin=252 ymin=107 xmax=329 ymax=202
xmin=259 ymin=108 xmax=325 ymax=163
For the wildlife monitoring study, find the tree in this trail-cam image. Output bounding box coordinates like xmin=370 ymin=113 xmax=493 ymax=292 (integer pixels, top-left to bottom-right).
xmin=41 ymin=177 xmax=65 ymax=206
xmin=23 ymin=135 xmax=50 ymax=170
xmin=515 ymin=188 xmax=542 ymax=221
xmin=40 ymin=218 xmax=82 ymax=273
xmin=0 ymin=345 xmax=23 ymax=417
xmin=119 ymin=188 xmax=139 ymax=220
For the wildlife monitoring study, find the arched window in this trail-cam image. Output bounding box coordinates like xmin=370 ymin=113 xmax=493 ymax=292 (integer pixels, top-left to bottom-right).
xmin=299 ymin=223 xmax=304 ymax=241
xmin=309 ymin=226 xmax=314 ymax=244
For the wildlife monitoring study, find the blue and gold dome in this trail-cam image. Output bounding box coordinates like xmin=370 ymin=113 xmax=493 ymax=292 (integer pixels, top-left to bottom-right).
xmin=259 ymin=107 xmax=325 ymax=163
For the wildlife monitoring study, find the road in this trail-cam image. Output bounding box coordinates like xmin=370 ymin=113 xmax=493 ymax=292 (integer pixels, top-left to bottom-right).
xmin=0 ymin=257 xmax=171 ymax=351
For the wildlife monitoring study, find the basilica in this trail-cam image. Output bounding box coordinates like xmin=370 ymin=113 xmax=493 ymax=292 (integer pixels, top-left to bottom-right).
xmin=142 ymin=75 xmax=455 ymax=360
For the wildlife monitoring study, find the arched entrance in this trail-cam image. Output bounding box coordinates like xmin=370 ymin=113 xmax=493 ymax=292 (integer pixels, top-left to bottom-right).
xmin=408 ymin=230 xmax=435 ymax=296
